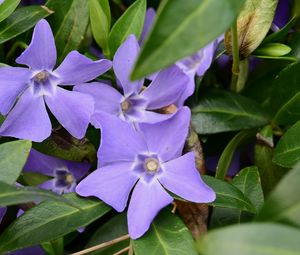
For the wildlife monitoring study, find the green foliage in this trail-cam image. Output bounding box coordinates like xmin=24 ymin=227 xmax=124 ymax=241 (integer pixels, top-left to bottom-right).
xmin=46 ymin=0 xmax=89 ymax=63
xmin=0 ymin=5 xmax=52 ymax=44
xmin=191 ymin=89 xmax=269 ymax=134
xmin=203 ymin=176 xmax=256 ymax=213
xmin=131 ymin=0 xmax=245 ymax=79
xmin=197 ymin=223 xmax=300 ymax=255
xmin=133 ymin=210 xmax=198 ymax=255
xmin=274 ymin=120 xmax=300 ymax=167
xmin=108 ymin=0 xmax=146 ymax=57
xmin=0 ymin=194 xmax=111 ymax=253
xmin=255 ymin=162 xmax=300 ymax=228
xmin=0 ymin=0 xmax=20 ymax=23
xmin=0 ymin=140 xmax=31 ymax=184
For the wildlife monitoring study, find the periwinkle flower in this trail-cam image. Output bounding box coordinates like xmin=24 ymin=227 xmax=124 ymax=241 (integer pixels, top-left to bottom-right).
xmin=0 ymin=207 xmax=6 ymax=224
xmin=272 ymin=0 xmax=291 ymax=31
xmin=0 ymin=19 xmax=112 ymax=142
xmin=76 ymin=108 xmax=216 ymax=239
xmin=75 ymin=35 xmax=189 ymax=124
xmin=24 ymin=149 xmax=90 ymax=194
xmin=176 ymin=36 xmax=223 ymax=105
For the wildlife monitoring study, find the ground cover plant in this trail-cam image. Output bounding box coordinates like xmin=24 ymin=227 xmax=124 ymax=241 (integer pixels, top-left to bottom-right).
xmin=0 ymin=0 xmax=300 ymax=254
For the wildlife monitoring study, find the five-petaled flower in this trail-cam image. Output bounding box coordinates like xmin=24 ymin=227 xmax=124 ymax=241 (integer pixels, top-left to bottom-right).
xmin=76 ymin=108 xmax=216 ymax=239
xmin=0 ymin=19 xmax=112 ymax=142
xmin=75 ymin=35 xmax=189 ymax=125
xmin=24 ymin=149 xmax=90 ymax=194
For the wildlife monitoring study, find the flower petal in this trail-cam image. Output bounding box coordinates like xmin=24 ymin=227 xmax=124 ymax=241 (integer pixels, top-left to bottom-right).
xmin=0 ymin=207 xmax=7 ymax=224
xmin=141 ymin=65 xmax=188 ymax=110
xmin=45 ymin=87 xmax=94 ymax=139
xmin=0 ymin=88 xmax=51 ymax=142
xmin=141 ymin=110 xmax=174 ymax=124
xmin=128 ymin=179 xmax=173 ymax=239
xmin=113 ymin=35 xmax=143 ymax=96
xmin=76 ymin=162 xmax=138 ymax=212
xmin=92 ymin=112 xmax=147 ymax=165
xmin=159 ymin=152 xmax=216 ymax=203
xmin=74 ymin=82 xmax=122 ymax=115
xmin=38 ymin=179 xmax=54 ymax=190
xmin=54 ymin=51 xmax=112 ymax=85
xmin=0 ymin=67 xmax=31 ymax=114
xmin=16 ymin=19 xmax=56 ymax=70
xmin=140 ymin=8 xmax=156 ymax=44
xmin=139 ymin=107 xmax=190 ymax=162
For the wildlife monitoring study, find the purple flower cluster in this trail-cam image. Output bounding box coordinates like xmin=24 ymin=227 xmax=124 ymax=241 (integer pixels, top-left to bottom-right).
xmin=0 ymin=17 xmax=218 ymax=239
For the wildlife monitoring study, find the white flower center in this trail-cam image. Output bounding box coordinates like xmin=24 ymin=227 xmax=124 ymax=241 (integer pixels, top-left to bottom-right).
xmin=121 ymin=100 xmax=131 ymax=112
xmin=144 ymin=158 xmax=159 ymax=173
xmin=34 ymin=71 xmax=50 ymax=83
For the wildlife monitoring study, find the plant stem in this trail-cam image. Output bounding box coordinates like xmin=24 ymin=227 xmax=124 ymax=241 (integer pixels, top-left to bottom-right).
xmin=112 ymin=246 xmax=130 ymax=255
xmin=230 ymin=21 xmax=240 ymax=92
xmin=70 ymin=234 xmax=130 ymax=255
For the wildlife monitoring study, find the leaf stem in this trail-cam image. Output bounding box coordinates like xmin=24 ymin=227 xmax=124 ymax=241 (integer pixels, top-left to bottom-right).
xmin=70 ymin=234 xmax=130 ymax=255
xmin=230 ymin=21 xmax=240 ymax=92
xmin=112 ymin=246 xmax=130 ymax=255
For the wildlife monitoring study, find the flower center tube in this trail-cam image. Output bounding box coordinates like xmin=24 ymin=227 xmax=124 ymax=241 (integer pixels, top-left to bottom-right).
xmin=34 ymin=70 xmax=50 ymax=84
xmin=144 ymin=158 xmax=160 ymax=173
xmin=54 ymin=169 xmax=75 ymax=189
xmin=121 ymin=99 xmax=131 ymax=112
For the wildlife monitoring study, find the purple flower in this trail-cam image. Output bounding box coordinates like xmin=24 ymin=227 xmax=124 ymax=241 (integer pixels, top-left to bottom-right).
xmin=176 ymin=36 xmax=223 ymax=105
xmin=139 ymin=8 xmax=156 ymax=44
xmin=272 ymin=0 xmax=291 ymax=31
xmin=76 ymin=108 xmax=215 ymax=239
xmin=0 ymin=207 xmax=6 ymax=224
xmin=8 ymin=245 xmax=45 ymax=255
xmin=75 ymin=35 xmax=189 ymax=125
xmin=0 ymin=19 xmax=112 ymax=142
xmin=24 ymin=149 xmax=90 ymax=194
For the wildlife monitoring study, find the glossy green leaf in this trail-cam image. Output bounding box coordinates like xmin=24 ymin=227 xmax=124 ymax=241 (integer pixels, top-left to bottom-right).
xmin=0 ymin=181 xmax=67 ymax=207
xmin=46 ymin=0 xmax=89 ymax=63
xmin=255 ymin=126 xmax=287 ymax=194
xmin=271 ymin=62 xmax=300 ymax=125
xmin=215 ymin=129 xmax=256 ymax=179
xmin=263 ymin=17 xmax=296 ymax=44
xmin=197 ymin=223 xmax=300 ymax=255
xmin=86 ymin=214 xmax=129 ymax=255
xmin=131 ymin=0 xmax=244 ymax=79
xmin=0 ymin=5 xmax=53 ymax=44
xmin=0 ymin=193 xmax=111 ymax=253
xmin=253 ymin=43 xmax=291 ymax=57
xmin=133 ymin=210 xmax=197 ymax=255
xmin=0 ymin=140 xmax=31 ymax=185
xmin=210 ymin=166 xmax=264 ymax=228
xmin=89 ymin=0 xmax=110 ymax=54
xmin=256 ymin=163 xmax=300 ymax=228
xmin=273 ymin=120 xmax=300 ymax=167
xmin=203 ymin=176 xmax=256 ymax=213
xmin=108 ymin=0 xmax=146 ymax=57
xmin=33 ymin=127 xmax=97 ymax=163
xmin=191 ymin=89 xmax=269 ymax=134
xmin=0 ymin=0 xmax=20 ymax=23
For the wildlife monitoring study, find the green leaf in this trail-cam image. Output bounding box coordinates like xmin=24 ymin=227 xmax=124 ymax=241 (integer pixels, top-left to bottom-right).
xmin=191 ymin=89 xmax=269 ymax=134
xmin=46 ymin=0 xmax=89 ymax=63
xmin=86 ymin=214 xmax=129 ymax=255
xmin=255 ymin=163 xmax=300 ymax=228
xmin=0 ymin=0 xmax=20 ymax=23
xmin=88 ymin=0 xmax=110 ymax=55
xmin=215 ymin=129 xmax=256 ymax=179
xmin=253 ymin=43 xmax=291 ymax=57
xmin=263 ymin=17 xmax=296 ymax=44
xmin=202 ymin=176 xmax=256 ymax=213
xmin=133 ymin=210 xmax=198 ymax=255
xmin=271 ymin=62 xmax=300 ymax=125
xmin=131 ymin=0 xmax=245 ymax=79
xmin=255 ymin=125 xmax=287 ymax=194
xmin=225 ymin=0 xmax=278 ymax=58
xmin=0 ymin=181 xmax=68 ymax=207
xmin=0 ymin=5 xmax=53 ymax=44
xmin=273 ymin=120 xmax=300 ymax=167
xmin=0 ymin=193 xmax=111 ymax=253
xmin=0 ymin=140 xmax=31 ymax=185
xmin=33 ymin=127 xmax=97 ymax=163
xmin=197 ymin=223 xmax=300 ymax=255
xmin=108 ymin=0 xmax=146 ymax=57
xmin=210 ymin=166 xmax=264 ymax=228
